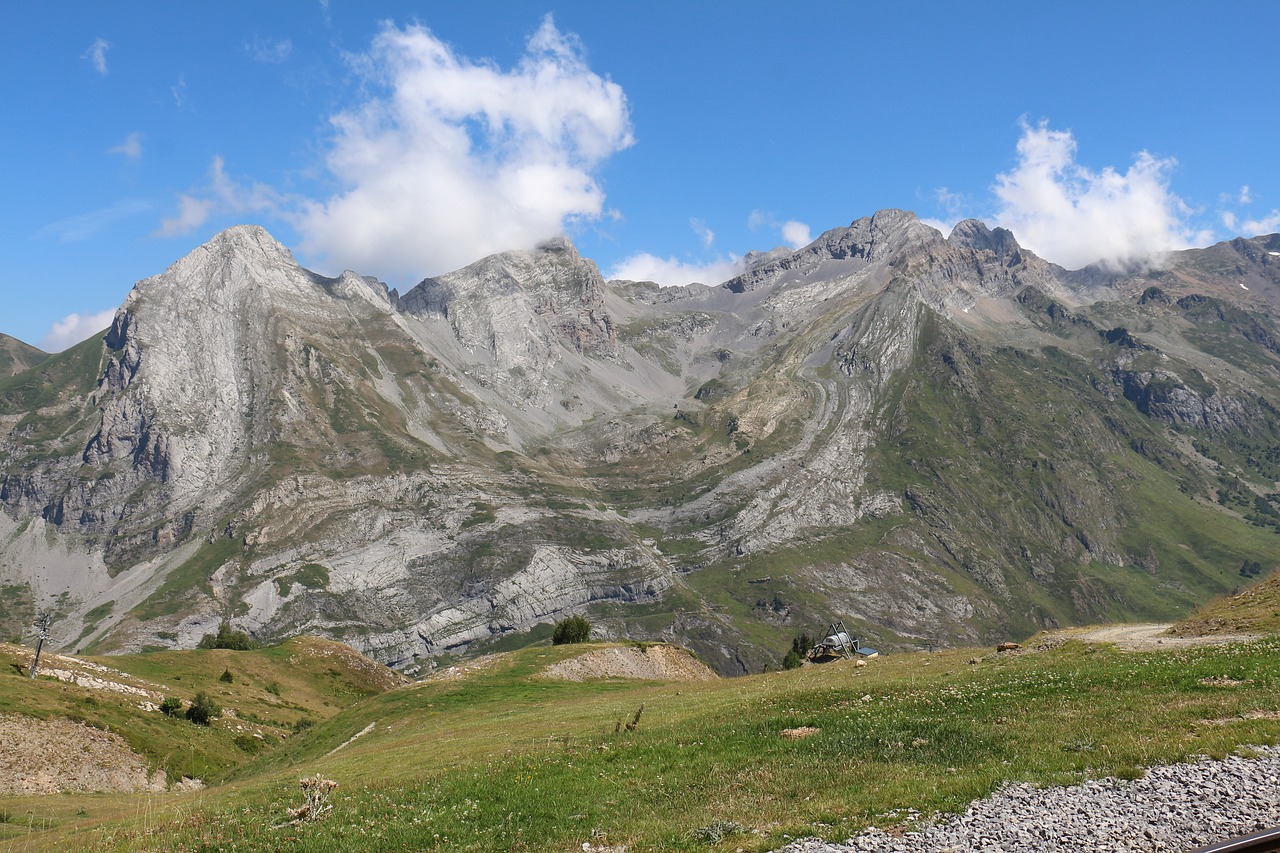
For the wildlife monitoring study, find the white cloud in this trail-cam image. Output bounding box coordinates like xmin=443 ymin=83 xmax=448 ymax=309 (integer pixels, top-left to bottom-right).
xmin=171 ymin=75 xmax=186 ymax=108
xmin=35 ymin=199 xmax=151 ymax=243
xmin=155 ymin=156 xmax=286 ymax=237
xmin=83 ymin=38 xmax=109 ymax=75
xmin=608 ymin=252 xmax=744 ymax=287
xmin=1242 ymin=211 xmax=1280 ymax=235
xmin=920 ymin=217 xmax=957 ymax=236
xmin=40 ymin=309 xmax=117 ymax=352
xmin=1239 ymin=185 xmax=1253 ymax=205
xmin=294 ymin=16 xmax=633 ymax=280
xmin=992 ymin=120 xmax=1205 ymax=270
xmin=109 ymin=131 xmax=143 ymax=160
xmin=747 ymin=210 xmax=812 ymax=250
xmin=780 ymin=220 xmax=811 ymax=249
xmin=246 ymin=36 xmax=293 ymax=63
xmin=690 ymin=218 xmax=715 ymax=248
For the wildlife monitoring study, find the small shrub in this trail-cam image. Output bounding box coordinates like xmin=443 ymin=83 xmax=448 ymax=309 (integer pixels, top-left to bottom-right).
xmin=159 ymin=697 xmax=183 ymax=717
xmin=219 ymin=668 xmax=233 ymax=684
xmin=552 ymin=615 xmax=590 ymax=645
xmin=293 ymin=717 xmax=315 ymax=734
xmin=186 ymin=691 xmax=220 ymax=726
xmin=266 ymin=681 xmax=281 ymax=696
xmin=690 ymin=820 xmax=746 ymax=843
xmin=233 ymin=734 xmax=265 ymax=754
xmin=197 ymin=621 xmax=255 ymax=651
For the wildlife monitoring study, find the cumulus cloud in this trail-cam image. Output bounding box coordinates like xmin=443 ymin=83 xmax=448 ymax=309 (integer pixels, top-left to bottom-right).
xmin=246 ymin=36 xmax=293 ymax=63
xmin=40 ymin=309 xmax=117 ymax=352
xmin=608 ymin=252 xmax=744 ymax=287
xmin=293 ymin=16 xmax=633 ymax=279
xmin=155 ymin=156 xmax=286 ymax=237
xmin=992 ymin=120 xmax=1207 ymax=270
xmin=780 ymin=220 xmax=811 ymax=249
xmin=109 ymin=131 xmax=143 ymax=160
xmin=35 ymin=199 xmax=151 ymax=243
xmin=83 ymin=38 xmax=109 ymax=75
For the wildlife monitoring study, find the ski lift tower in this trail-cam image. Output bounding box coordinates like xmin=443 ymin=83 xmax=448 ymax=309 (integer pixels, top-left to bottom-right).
xmin=29 ymin=613 xmax=51 ymax=679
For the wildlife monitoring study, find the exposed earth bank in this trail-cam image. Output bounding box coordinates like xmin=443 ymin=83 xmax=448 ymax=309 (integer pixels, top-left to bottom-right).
xmin=541 ymin=643 xmax=718 ymax=682
xmin=0 ymin=713 xmax=167 ymax=795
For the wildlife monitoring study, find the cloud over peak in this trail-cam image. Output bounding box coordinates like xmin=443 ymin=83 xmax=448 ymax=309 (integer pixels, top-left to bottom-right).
xmin=41 ymin=309 xmax=116 ymax=353
xmin=992 ymin=120 xmax=1207 ymax=270
xmin=293 ymin=15 xmax=634 ymax=280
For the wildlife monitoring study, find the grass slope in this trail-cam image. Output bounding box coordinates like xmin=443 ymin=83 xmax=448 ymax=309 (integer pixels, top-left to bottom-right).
xmin=1172 ymin=566 xmax=1280 ymax=636
xmin=7 ymin=636 xmax=1279 ymax=852
xmin=0 ymin=636 xmax=401 ymax=798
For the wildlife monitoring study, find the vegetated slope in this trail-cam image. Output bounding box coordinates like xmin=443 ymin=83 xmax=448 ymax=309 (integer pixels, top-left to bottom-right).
xmin=0 ymin=636 xmax=404 ymax=790
xmin=1171 ymin=565 xmax=1280 ymax=636
xmin=14 ymin=638 xmax=1280 ymax=852
xmin=0 ymin=333 xmax=46 ymax=378
xmin=1 ymin=214 xmax=1279 ymax=676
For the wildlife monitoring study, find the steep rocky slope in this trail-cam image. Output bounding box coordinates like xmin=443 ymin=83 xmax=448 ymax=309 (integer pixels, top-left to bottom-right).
xmin=2 ymin=212 xmax=1279 ymax=674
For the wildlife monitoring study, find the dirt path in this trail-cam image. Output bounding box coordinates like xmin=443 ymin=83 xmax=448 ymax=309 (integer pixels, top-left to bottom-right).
xmin=1057 ymin=623 xmax=1261 ymax=651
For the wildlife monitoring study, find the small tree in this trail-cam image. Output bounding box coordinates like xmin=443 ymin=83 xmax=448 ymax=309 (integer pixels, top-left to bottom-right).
xmin=159 ymin=696 xmax=183 ymax=717
xmin=782 ymin=632 xmax=814 ymax=670
xmin=552 ymin=615 xmax=591 ymax=645
xmin=186 ymin=691 xmax=221 ymax=726
xmin=219 ymin=668 xmax=234 ymax=683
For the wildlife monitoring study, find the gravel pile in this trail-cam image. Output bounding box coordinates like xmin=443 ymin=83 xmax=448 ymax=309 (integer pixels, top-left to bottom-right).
xmin=777 ymin=747 xmax=1280 ymax=853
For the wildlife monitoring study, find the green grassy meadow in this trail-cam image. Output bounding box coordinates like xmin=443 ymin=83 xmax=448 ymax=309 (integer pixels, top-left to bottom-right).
xmin=3 ymin=628 xmax=1280 ymax=852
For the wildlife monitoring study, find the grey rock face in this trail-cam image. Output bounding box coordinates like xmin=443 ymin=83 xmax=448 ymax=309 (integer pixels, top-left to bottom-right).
xmin=2 ymin=212 xmax=1278 ymax=673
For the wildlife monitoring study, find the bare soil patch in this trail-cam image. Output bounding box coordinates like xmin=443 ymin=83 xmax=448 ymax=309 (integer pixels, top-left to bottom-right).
xmin=542 ymin=644 xmax=717 ymax=682
xmin=0 ymin=713 xmax=165 ymax=795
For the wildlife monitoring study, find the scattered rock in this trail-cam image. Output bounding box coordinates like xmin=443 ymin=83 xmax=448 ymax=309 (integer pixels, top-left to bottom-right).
xmin=781 ymin=727 xmax=822 ymax=740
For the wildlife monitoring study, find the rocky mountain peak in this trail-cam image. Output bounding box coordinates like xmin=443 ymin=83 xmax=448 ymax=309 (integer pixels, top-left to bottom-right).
xmin=947 ymin=219 xmax=1025 ymax=267
xmin=398 ymin=234 xmax=617 ymax=368
xmin=725 ymin=209 xmax=943 ymax=293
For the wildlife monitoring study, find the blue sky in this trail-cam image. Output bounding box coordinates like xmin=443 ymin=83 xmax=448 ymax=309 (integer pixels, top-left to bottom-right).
xmin=3 ymin=2 xmax=1278 ymax=351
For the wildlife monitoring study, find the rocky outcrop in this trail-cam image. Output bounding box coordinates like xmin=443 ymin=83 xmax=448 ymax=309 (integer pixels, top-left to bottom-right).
xmin=3 ymin=214 xmax=1279 ymax=675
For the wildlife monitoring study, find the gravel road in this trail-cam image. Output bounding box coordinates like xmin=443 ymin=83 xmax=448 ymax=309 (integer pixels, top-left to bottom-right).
xmin=776 ymin=747 xmax=1280 ymax=853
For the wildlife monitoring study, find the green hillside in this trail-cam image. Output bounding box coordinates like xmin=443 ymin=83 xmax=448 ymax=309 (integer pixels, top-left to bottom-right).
xmin=4 ymin=633 xmax=1279 ymax=851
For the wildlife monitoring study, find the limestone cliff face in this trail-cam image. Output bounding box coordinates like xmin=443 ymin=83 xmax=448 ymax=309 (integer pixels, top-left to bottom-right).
xmin=2 ymin=212 xmax=1279 ymax=675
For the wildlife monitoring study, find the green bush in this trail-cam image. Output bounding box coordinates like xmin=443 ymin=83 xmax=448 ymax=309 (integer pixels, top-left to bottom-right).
xmin=292 ymin=716 xmax=315 ymax=734
xmin=159 ymin=696 xmax=183 ymax=717
xmin=185 ymin=691 xmax=220 ymax=726
xmin=197 ymin=621 xmax=256 ymax=651
xmin=219 ymin=668 xmax=234 ymax=683
xmin=552 ymin=615 xmax=590 ymax=645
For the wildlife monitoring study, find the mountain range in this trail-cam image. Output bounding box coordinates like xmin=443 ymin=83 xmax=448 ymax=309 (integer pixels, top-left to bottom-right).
xmin=2 ymin=209 xmax=1279 ymax=674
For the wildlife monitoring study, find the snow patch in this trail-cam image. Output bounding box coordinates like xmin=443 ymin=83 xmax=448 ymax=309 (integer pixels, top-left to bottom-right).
xmin=1240 ymin=282 xmax=1250 ymax=290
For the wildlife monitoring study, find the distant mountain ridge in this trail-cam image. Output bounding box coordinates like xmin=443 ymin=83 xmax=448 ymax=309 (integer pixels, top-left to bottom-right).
xmin=1 ymin=211 xmax=1278 ymax=675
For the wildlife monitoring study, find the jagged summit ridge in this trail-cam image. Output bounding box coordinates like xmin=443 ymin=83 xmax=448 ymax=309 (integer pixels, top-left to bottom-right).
xmin=4 ymin=212 xmax=1280 ymax=676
